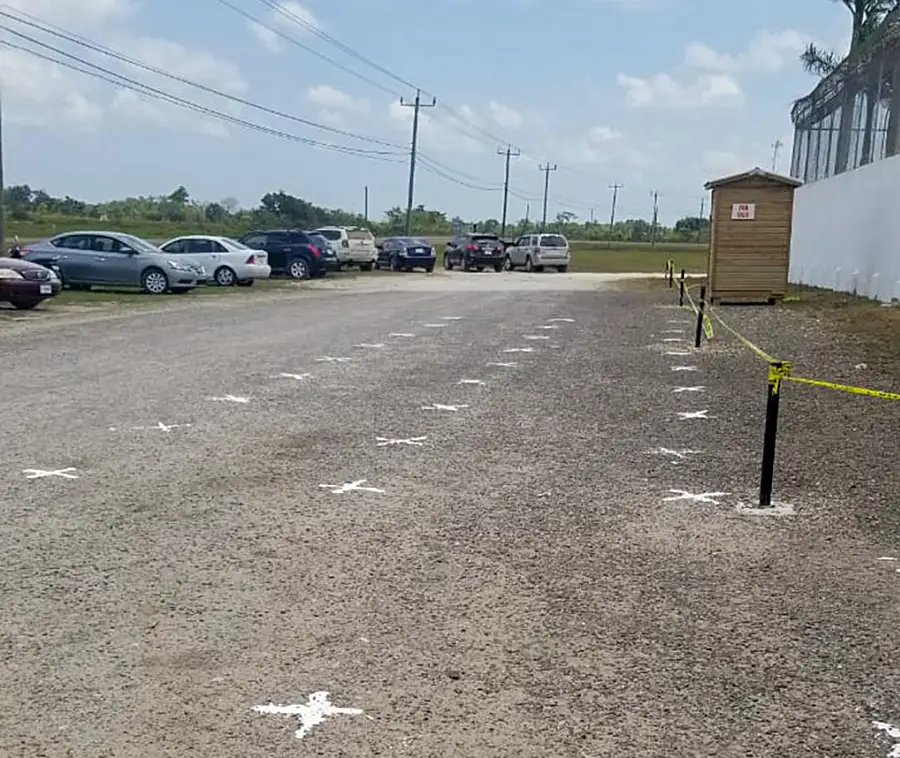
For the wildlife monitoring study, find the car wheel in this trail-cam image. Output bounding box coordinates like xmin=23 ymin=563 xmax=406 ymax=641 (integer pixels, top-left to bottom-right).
xmin=557 ymin=265 xmax=568 ymax=273
xmin=461 ymin=256 xmax=471 ymax=272
xmin=288 ymin=258 xmax=310 ymax=280
xmin=503 ymin=256 xmax=514 ymax=272
xmin=359 ymin=262 xmax=373 ymax=271
xmin=425 ymin=266 xmax=434 ymax=273
xmin=525 ymin=256 xmax=534 ymax=273
xmin=443 ymin=255 xmax=453 ymax=270
xmin=493 ymin=264 xmax=503 ymax=273
xmin=214 ymin=266 xmax=237 ymax=286
xmin=536 ymin=265 xmax=545 ymax=272
xmin=391 ymin=256 xmax=401 ymax=272
xmin=9 ymin=298 xmax=40 ymax=310
xmin=141 ymin=267 xmax=169 ymax=294
xmin=237 ymin=280 xmax=254 ymax=287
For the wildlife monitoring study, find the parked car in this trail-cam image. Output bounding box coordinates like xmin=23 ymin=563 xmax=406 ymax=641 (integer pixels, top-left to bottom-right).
xmin=314 ymin=226 xmax=377 ymax=270
xmin=21 ymin=231 xmax=202 ymax=294
xmin=381 ymin=237 xmax=436 ymax=272
xmin=0 ymin=257 xmax=61 ymax=309
xmin=159 ymin=235 xmax=271 ymax=287
xmin=443 ymin=233 xmax=505 ymax=272
xmin=236 ymin=229 xmax=329 ymax=280
xmin=503 ymin=233 xmax=570 ymax=273
xmin=306 ymin=233 xmax=340 ymax=271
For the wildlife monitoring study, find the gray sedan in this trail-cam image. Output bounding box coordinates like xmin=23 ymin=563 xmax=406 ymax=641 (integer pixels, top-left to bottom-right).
xmin=21 ymin=231 xmax=203 ymax=294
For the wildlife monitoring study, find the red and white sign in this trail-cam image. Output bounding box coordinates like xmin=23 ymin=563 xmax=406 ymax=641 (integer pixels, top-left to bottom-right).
xmin=731 ymin=202 xmax=756 ymax=220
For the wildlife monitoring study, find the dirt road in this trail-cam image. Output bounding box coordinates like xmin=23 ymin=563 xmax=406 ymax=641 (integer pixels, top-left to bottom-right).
xmin=1 ymin=271 xmax=897 ymax=757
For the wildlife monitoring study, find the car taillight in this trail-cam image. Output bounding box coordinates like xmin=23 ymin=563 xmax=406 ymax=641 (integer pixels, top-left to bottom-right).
xmin=494 ymin=245 xmax=503 ymax=252
xmin=467 ymin=244 xmax=478 ymax=251
xmin=245 ymin=254 xmax=256 ymax=264
xmin=307 ymin=244 xmax=321 ymax=256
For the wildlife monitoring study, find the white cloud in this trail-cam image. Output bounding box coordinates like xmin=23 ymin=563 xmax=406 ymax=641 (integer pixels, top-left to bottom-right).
xmin=307 ymin=84 xmax=369 ymax=113
xmin=3 ymin=0 xmax=135 ymax=29
xmin=587 ymin=126 xmax=621 ymax=142
xmin=488 ymin=100 xmax=523 ymax=129
xmin=387 ymin=101 xmax=483 ymax=155
xmin=617 ymin=72 xmax=743 ymax=109
xmin=248 ymin=1 xmax=319 ymax=53
xmin=685 ymin=30 xmax=811 ymax=74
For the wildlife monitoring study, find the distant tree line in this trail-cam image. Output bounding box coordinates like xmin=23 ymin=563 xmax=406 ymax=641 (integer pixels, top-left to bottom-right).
xmin=1 ymin=184 xmax=710 ymax=243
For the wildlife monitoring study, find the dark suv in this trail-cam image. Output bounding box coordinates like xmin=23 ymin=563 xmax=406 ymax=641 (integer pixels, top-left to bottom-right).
xmin=443 ymin=233 xmax=505 ymax=272
xmin=237 ymin=229 xmax=328 ymax=280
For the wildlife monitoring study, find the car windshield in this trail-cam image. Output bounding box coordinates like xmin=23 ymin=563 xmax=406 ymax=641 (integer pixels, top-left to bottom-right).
xmin=540 ymin=235 xmax=567 ymax=247
xmin=222 ymin=237 xmax=250 ymax=251
xmin=120 ymin=234 xmax=161 ymax=253
xmin=316 ymin=229 xmax=342 ymax=241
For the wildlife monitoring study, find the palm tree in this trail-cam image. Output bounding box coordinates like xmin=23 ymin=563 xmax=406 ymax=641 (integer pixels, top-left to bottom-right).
xmin=800 ymin=1 xmax=900 ymax=170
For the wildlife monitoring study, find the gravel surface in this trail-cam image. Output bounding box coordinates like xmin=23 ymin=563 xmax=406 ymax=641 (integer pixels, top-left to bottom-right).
xmin=0 ymin=271 xmax=898 ymax=757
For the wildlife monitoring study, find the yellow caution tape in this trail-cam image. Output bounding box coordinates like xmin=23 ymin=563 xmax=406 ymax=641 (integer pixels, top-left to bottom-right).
xmin=767 ymin=361 xmax=792 ymax=394
xmin=706 ymin=305 xmax=779 ymax=364
xmin=784 ymin=374 xmax=900 ymax=401
xmin=682 ymin=285 xmax=715 ymax=339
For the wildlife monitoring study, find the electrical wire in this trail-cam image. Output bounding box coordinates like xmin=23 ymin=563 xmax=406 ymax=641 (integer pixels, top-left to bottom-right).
xmin=0 ymin=8 xmax=408 ymax=150
xmin=0 ymin=35 xmax=407 ymax=161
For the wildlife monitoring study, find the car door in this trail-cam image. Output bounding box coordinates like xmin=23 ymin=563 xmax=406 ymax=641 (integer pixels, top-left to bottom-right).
xmin=185 ymin=238 xmax=219 ymax=274
xmin=52 ymin=234 xmax=95 ymax=282
xmin=89 ymin=235 xmax=141 ymax=285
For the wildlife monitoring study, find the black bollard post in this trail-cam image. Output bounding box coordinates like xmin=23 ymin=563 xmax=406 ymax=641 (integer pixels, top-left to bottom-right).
xmin=694 ymin=285 xmax=706 ymax=348
xmin=679 ymin=269 xmax=686 ymax=307
xmin=759 ymin=362 xmax=789 ymax=507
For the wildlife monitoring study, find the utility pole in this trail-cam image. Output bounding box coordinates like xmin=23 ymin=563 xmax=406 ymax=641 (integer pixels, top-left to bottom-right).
xmin=0 ymin=90 xmax=5 ymax=253
xmin=607 ymin=183 xmax=622 ymax=247
xmin=364 ymin=185 xmax=368 ymax=223
xmin=524 ymin=202 xmax=530 ymax=231
xmin=589 ymin=207 xmax=595 ymax=224
xmin=538 ymin=163 xmax=557 ymax=232
xmin=497 ymin=145 xmax=519 ymax=239
xmin=697 ymin=195 xmax=706 ymax=244
xmin=649 ymin=190 xmax=660 ymax=247
xmin=400 ymin=89 xmax=436 ymax=236
xmin=771 ymin=139 xmax=784 ymax=172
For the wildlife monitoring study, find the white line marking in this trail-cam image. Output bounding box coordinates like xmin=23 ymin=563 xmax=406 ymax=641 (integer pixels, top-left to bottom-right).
xmin=671 ymin=366 xmax=698 ymax=372
xmin=209 ymin=394 xmax=251 ymax=403
xmin=878 ymin=557 xmax=899 ymax=562
xmin=421 ymin=403 xmax=468 ymax=412
xmin=315 ymin=356 xmax=352 ymax=363
xmin=664 ymin=489 xmax=727 ymax=505
xmin=663 ymin=338 xmax=683 ymax=343
xmin=536 ymin=325 xmax=558 ymax=330
xmin=318 ymin=479 xmax=385 ymax=494
xmin=665 ymin=350 xmax=692 ymax=356
xmin=487 ymin=361 xmax=517 ymax=367
xmin=663 ymin=329 xmax=685 ymax=333
xmin=548 ymin=318 xmax=575 ymax=323
xmin=109 ymin=422 xmax=190 ymax=432
xmin=458 ymin=379 xmax=485 ymax=385
xmin=677 ymin=410 xmax=710 ymax=420
xmin=667 ymin=319 xmax=689 ymax=325
xmin=650 ymin=448 xmax=702 ymax=463
xmin=354 ymin=343 xmax=385 ymax=349
xmin=276 ymin=373 xmax=311 ymax=380
xmin=253 ymin=692 xmax=363 ymax=740
xmin=389 ymin=332 xmax=414 ymax=337
xmin=423 ymin=323 xmax=447 ymax=328
xmin=23 ymin=467 xmax=79 ymax=480
xmin=504 ymin=347 xmax=535 ymax=353
xmin=673 ymin=386 xmax=705 ymax=393
xmin=872 ymin=721 xmax=900 ymax=757
xmin=523 ymin=335 xmax=550 ymax=340
xmin=376 ymin=436 xmax=427 ymax=446
xmin=440 ymin=316 xmax=463 ymax=320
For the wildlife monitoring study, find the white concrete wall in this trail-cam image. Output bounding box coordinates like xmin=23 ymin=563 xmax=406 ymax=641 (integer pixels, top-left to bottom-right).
xmin=790 ymin=154 xmax=900 ymax=302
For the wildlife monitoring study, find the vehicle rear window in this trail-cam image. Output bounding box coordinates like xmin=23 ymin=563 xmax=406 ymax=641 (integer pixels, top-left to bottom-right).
xmin=540 ymin=235 xmax=567 ymax=247
xmin=316 ymin=229 xmax=342 ymax=240
xmin=472 ymin=234 xmax=500 ymax=242
xmin=348 ymin=229 xmax=374 ymax=241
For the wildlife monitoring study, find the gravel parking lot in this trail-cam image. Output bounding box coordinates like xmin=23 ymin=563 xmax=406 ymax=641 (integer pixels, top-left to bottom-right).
xmin=1 ymin=270 xmax=897 ymax=757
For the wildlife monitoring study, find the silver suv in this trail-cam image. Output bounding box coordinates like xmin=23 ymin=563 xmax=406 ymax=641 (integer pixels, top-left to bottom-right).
xmin=503 ymin=233 xmax=570 ymax=273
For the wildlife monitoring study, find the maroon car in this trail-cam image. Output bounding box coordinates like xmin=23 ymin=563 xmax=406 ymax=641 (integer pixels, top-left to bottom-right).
xmin=0 ymin=257 xmax=61 ymax=310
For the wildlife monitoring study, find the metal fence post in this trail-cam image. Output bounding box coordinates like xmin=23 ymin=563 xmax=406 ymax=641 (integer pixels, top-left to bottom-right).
xmin=694 ymin=285 xmax=706 ymax=348
xmin=679 ymin=269 xmax=686 ymax=307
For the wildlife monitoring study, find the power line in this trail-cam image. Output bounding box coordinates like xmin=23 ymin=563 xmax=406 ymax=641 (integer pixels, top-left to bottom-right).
xmin=0 ymin=8 xmax=408 ymax=151
xmin=0 ymin=35 xmax=405 ymax=161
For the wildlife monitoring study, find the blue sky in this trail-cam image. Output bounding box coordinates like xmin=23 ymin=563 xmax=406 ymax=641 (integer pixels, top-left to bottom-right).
xmin=1 ymin=0 xmax=851 ymax=224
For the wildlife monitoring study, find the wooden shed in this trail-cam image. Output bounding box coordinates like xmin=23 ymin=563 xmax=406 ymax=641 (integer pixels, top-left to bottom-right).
xmin=703 ymin=167 xmax=803 ymax=304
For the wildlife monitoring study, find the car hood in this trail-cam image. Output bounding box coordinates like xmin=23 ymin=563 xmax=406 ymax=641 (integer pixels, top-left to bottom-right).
xmin=0 ymin=256 xmax=52 ymax=272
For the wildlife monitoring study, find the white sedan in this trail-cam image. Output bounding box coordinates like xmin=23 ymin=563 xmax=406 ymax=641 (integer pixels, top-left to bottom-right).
xmin=159 ymin=235 xmax=271 ymax=287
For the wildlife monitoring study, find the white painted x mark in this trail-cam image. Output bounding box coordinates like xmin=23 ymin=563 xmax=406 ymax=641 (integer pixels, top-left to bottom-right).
xmin=354 ymin=343 xmax=384 ymax=349
xmin=487 ymin=361 xmax=517 ymax=367
xmin=663 ymin=338 xmax=683 ymax=343
xmin=23 ymin=467 xmax=78 ymax=480
xmin=665 ymin=351 xmax=692 ymax=356
xmin=422 ymin=403 xmax=468 ymax=411
xmin=109 ymin=422 xmax=190 ymax=432
xmin=673 ymin=386 xmax=705 ymax=393
xmin=319 ymin=479 xmax=385 ymax=494
xmin=677 ymin=410 xmax=710 ymax=420
xmin=423 ymin=323 xmax=447 ymax=328
xmin=440 ymin=316 xmax=463 ymax=321
xmin=548 ymin=318 xmax=574 ymax=323
xmin=316 ymin=356 xmax=352 ymax=363
xmin=650 ymin=448 xmax=702 ymax=463
xmin=504 ymin=347 xmax=535 ymax=353
xmin=664 ymin=489 xmax=728 ymax=505
xmin=663 ymin=329 xmax=684 ymax=334
xmin=671 ymin=366 xmax=698 ymax=372
xmin=276 ymin=373 xmax=311 ymax=380
xmin=536 ymin=325 xmax=558 ymax=330
xmin=389 ymin=332 xmax=414 ymax=337
xmin=523 ymin=335 xmax=550 ymax=340
xmin=458 ymin=379 xmax=485 ymax=385
xmin=210 ymin=394 xmax=251 ymax=403
xmin=376 ymin=436 xmax=427 ymax=446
